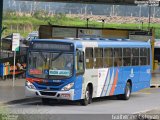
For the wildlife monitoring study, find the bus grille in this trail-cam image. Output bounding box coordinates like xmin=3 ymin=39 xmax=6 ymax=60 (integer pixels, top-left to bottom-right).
xmin=40 ymin=91 xmax=57 ymax=96
xmin=35 ymin=82 xmax=62 ymax=86
xmin=37 ymin=86 xmax=59 ymax=91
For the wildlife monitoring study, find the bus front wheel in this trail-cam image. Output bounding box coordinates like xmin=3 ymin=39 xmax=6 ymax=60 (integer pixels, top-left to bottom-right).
xmin=117 ymin=82 xmax=131 ymax=100
xmin=80 ymin=86 xmax=92 ymax=106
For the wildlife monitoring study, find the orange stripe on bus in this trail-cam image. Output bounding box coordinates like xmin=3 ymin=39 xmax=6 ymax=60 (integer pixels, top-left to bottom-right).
xmin=109 ymin=69 xmax=119 ymax=96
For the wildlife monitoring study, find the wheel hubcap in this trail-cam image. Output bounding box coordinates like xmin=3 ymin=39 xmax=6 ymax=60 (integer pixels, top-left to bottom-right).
xmin=86 ymin=90 xmax=89 ymax=101
xmin=126 ymin=87 xmax=130 ymax=97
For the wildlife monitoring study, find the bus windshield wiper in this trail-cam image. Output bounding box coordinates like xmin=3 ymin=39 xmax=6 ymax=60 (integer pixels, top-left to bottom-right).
xmin=51 ymin=52 xmax=63 ymax=61
xmin=39 ymin=52 xmax=47 ymax=63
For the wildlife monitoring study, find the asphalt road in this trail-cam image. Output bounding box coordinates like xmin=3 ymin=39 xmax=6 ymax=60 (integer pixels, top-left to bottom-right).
xmin=2 ymin=88 xmax=160 ymax=114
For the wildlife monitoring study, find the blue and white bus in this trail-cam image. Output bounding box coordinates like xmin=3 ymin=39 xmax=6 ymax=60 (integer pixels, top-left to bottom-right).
xmin=25 ymin=38 xmax=152 ymax=105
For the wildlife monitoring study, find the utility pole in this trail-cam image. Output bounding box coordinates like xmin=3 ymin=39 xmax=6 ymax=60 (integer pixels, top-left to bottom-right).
xmin=0 ymin=0 xmax=3 ymax=38
xmin=84 ymin=4 xmax=88 ymax=15
xmin=0 ymin=0 xmax=3 ymax=59
xmin=139 ymin=5 xmax=142 ymax=29
xmin=112 ymin=5 xmax=115 ymax=16
xmin=139 ymin=6 xmax=142 ymax=21
xmin=18 ymin=3 xmax=21 ymax=13
xmin=148 ymin=3 xmax=151 ymax=30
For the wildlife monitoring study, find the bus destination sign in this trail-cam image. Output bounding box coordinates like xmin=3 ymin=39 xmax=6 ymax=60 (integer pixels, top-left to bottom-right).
xmin=31 ymin=42 xmax=74 ymax=51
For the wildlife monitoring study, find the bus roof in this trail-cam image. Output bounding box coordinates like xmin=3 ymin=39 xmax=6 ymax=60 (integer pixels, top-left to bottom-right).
xmin=31 ymin=38 xmax=151 ymax=48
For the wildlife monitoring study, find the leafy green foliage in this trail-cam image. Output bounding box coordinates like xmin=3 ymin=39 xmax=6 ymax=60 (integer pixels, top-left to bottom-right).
xmin=2 ymin=12 xmax=160 ymax=38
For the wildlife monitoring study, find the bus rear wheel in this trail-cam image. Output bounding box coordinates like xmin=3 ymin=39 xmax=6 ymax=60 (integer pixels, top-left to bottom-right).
xmin=117 ymin=82 xmax=131 ymax=100
xmin=80 ymin=86 xmax=92 ymax=106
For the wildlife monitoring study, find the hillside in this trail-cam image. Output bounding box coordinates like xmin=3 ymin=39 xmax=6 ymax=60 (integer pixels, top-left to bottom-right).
xmin=2 ymin=1 xmax=160 ymax=38
xmin=2 ymin=13 xmax=160 ymax=38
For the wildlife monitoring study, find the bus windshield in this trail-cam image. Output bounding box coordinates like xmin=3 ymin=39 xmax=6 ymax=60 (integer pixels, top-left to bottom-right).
xmin=28 ymin=51 xmax=74 ymax=79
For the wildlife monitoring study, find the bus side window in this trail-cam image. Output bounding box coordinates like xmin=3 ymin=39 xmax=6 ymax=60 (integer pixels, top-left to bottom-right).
xmin=132 ymin=48 xmax=139 ymax=66
xmin=114 ymin=48 xmax=122 ymax=67
xmin=76 ymin=50 xmax=84 ymax=74
xmin=85 ymin=48 xmax=94 ymax=69
xmin=140 ymin=48 xmax=147 ymax=65
xmin=123 ymin=48 xmax=131 ymax=66
xmin=94 ymin=48 xmax=103 ymax=68
xmin=104 ymin=48 xmax=113 ymax=67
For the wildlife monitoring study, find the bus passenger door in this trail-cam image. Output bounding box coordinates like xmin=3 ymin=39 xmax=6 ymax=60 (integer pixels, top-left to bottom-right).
xmin=74 ymin=50 xmax=84 ymax=100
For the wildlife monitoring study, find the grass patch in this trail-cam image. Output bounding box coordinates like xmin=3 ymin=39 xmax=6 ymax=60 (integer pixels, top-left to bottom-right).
xmin=2 ymin=13 xmax=160 ymax=38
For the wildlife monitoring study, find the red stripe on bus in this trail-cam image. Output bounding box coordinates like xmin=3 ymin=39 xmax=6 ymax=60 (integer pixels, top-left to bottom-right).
xmin=26 ymin=78 xmax=43 ymax=83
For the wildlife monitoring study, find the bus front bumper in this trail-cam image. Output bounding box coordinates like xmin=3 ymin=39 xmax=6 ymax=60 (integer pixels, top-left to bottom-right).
xmin=25 ymin=86 xmax=74 ymax=100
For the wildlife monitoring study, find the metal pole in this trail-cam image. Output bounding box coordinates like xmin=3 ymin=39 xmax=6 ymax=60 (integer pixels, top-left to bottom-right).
xmin=13 ymin=51 xmax=16 ymax=87
xmin=0 ymin=0 xmax=3 ymax=59
xmin=139 ymin=5 xmax=142 ymax=29
xmin=142 ymin=21 xmax=143 ymax=30
xmin=148 ymin=4 xmax=151 ymax=30
xmin=102 ymin=19 xmax=105 ymax=28
xmin=86 ymin=18 xmax=89 ymax=28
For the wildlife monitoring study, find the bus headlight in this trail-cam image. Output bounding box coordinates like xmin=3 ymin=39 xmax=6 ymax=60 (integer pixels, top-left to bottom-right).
xmin=61 ymin=83 xmax=74 ymax=91
xmin=26 ymin=81 xmax=36 ymax=89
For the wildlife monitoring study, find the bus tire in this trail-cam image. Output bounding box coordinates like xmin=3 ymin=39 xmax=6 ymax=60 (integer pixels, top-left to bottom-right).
xmin=121 ymin=82 xmax=131 ymax=100
xmin=80 ymin=86 xmax=92 ymax=106
xmin=42 ymin=98 xmax=50 ymax=104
